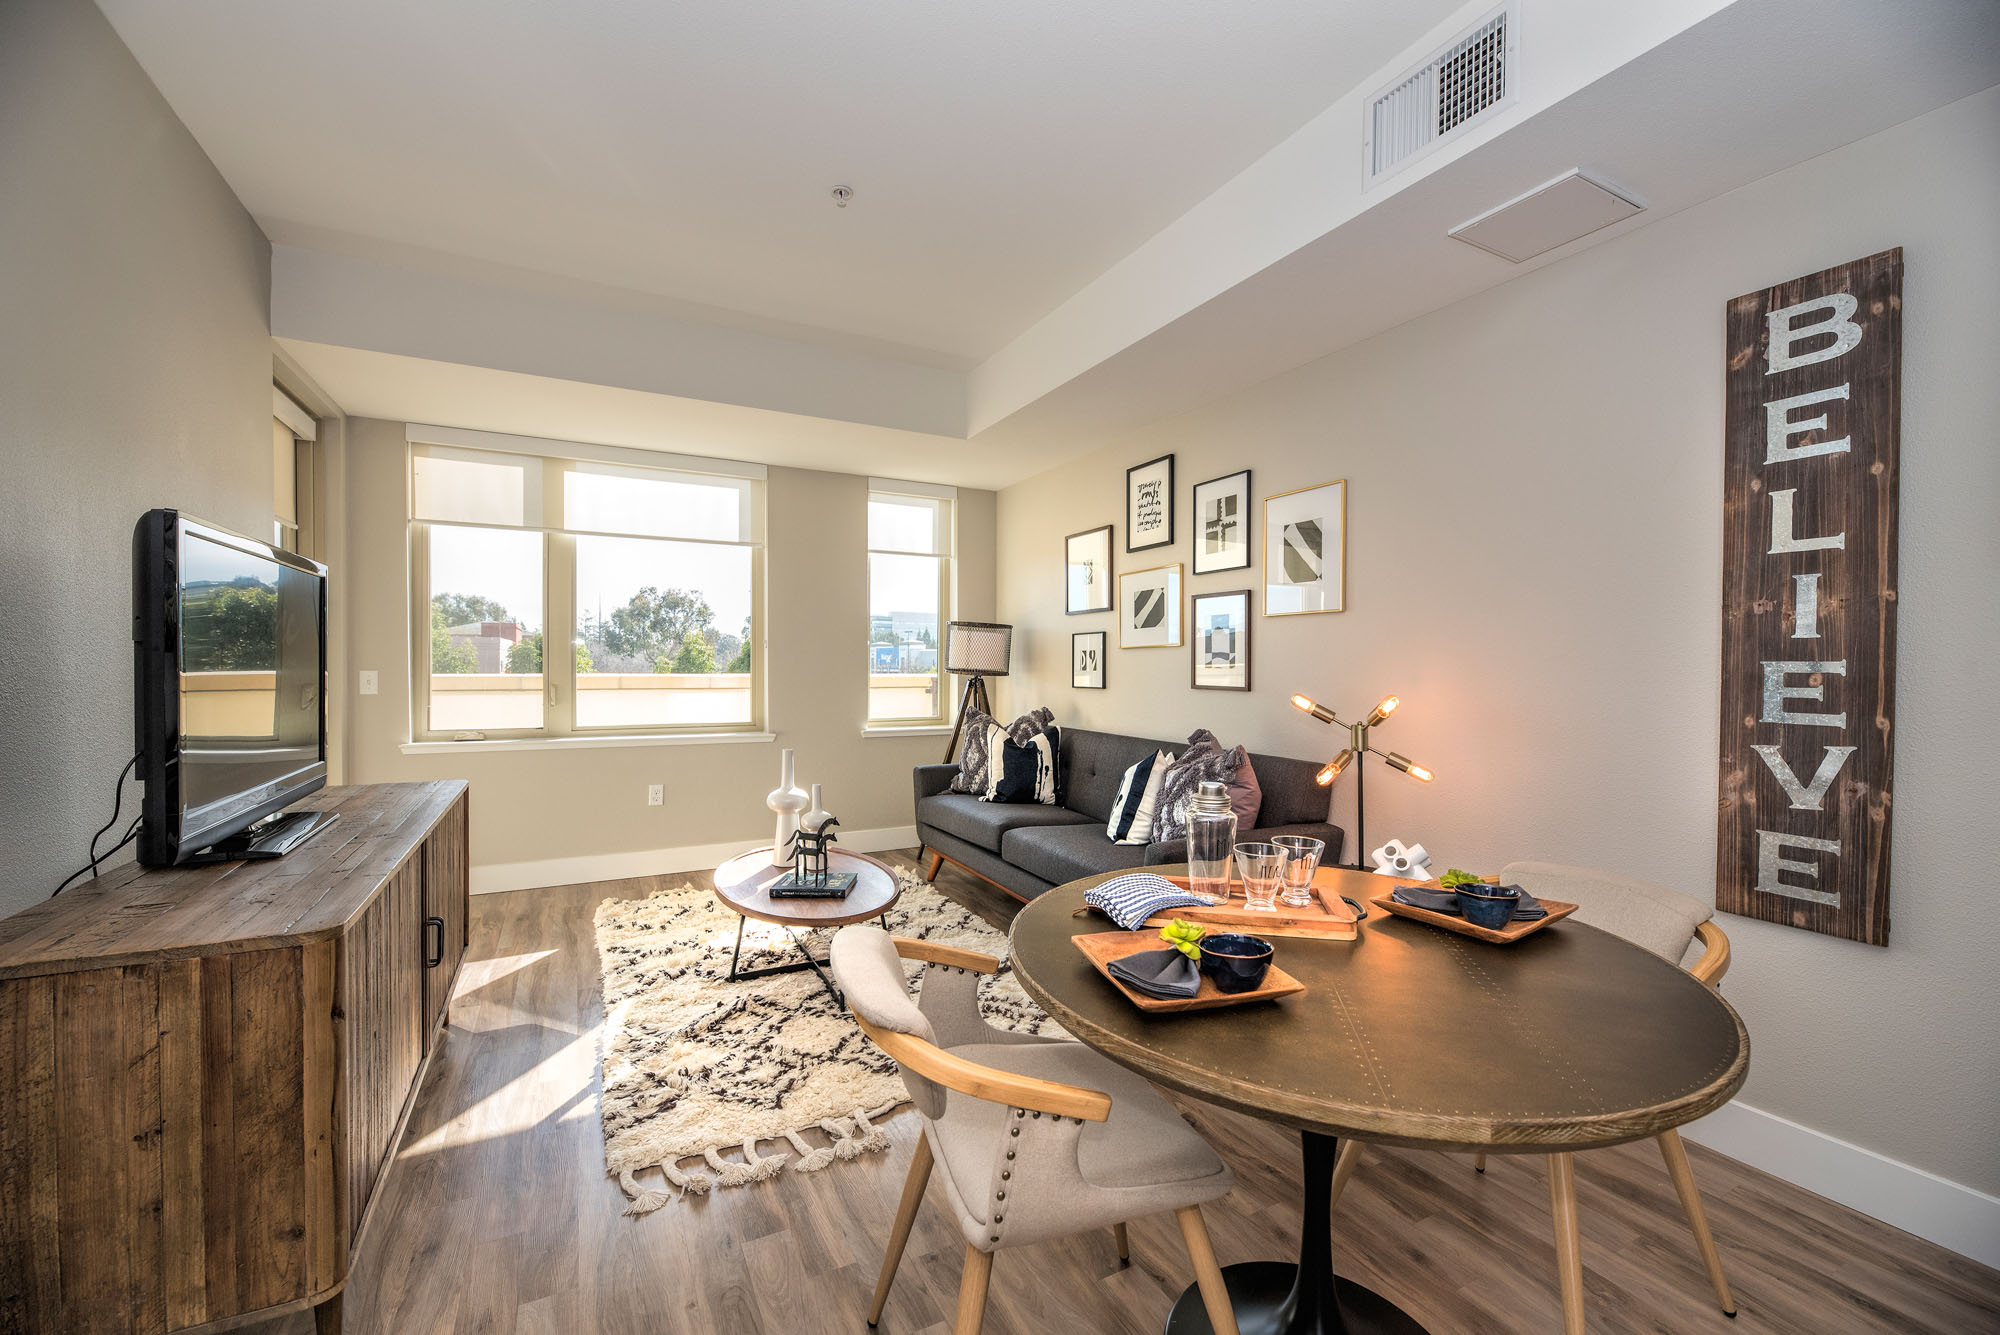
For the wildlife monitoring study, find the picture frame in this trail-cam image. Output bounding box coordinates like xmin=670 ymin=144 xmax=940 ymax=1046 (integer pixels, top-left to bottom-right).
xmin=1065 ymin=524 xmax=1114 ymax=615
xmin=1118 ymin=563 xmax=1183 ymax=648
xmin=1125 ymin=454 xmax=1175 ymax=552
xmin=1263 ymin=479 xmax=1346 ymax=616
xmin=1192 ymin=469 xmax=1252 ymax=575
xmin=1190 ymin=590 xmax=1251 ymax=691
xmin=1071 ymin=631 xmax=1107 ymax=689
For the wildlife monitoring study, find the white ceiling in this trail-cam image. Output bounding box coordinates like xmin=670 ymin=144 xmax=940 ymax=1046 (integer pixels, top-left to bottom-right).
xmin=98 ymin=0 xmax=1464 ymax=363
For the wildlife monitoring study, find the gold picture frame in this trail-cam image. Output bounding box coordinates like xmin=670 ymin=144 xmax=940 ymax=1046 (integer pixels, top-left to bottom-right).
xmin=1262 ymin=479 xmax=1346 ymax=616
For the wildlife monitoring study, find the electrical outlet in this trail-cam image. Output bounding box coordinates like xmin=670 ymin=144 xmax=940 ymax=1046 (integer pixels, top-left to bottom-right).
xmin=647 ymin=784 xmax=664 ymax=807
xmin=359 ymin=670 xmax=379 ymax=696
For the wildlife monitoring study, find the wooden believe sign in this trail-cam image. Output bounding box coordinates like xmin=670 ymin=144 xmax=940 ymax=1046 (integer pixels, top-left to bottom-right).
xmin=1717 ymin=249 xmax=1901 ymax=945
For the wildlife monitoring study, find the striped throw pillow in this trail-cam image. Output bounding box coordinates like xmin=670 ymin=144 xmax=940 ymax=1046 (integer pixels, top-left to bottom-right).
xmin=1106 ymin=749 xmax=1176 ymax=845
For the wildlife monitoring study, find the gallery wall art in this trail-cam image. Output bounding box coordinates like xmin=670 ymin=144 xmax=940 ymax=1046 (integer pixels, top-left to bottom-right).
xmin=1263 ymin=479 xmax=1345 ymax=615
xmin=1126 ymin=454 xmax=1175 ymax=552
xmin=1192 ymin=469 xmax=1252 ymax=575
xmin=1190 ymin=589 xmax=1250 ymax=691
xmin=1118 ymin=563 xmax=1183 ymax=648
xmin=1065 ymin=524 xmax=1113 ymax=614
xmin=1071 ymin=630 xmax=1107 ymax=689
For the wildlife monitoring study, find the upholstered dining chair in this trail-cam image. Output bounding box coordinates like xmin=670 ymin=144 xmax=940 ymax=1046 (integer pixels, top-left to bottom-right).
xmin=1325 ymin=861 xmax=1737 ymax=1335
xmin=829 ymin=925 xmax=1242 ymax=1335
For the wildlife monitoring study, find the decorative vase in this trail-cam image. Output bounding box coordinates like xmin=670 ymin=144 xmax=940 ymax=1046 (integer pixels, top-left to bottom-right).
xmin=802 ymin=784 xmax=833 ymax=833
xmin=766 ymin=749 xmax=810 ymax=867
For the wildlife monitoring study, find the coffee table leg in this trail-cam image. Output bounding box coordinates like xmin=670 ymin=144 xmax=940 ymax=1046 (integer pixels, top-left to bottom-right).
xmin=722 ymin=915 xmax=844 ymax=1006
xmin=1165 ymin=1132 xmax=1430 ymax=1335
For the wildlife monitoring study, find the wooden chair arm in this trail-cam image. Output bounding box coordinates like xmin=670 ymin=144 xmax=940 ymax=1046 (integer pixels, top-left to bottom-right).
xmin=855 ymin=1015 xmax=1112 ymax=1122
xmin=892 ymin=937 xmax=1000 ymax=974
xmin=1689 ymin=920 xmax=1731 ymax=988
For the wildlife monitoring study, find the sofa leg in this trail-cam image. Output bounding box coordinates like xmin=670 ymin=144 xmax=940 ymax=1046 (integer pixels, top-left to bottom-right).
xmin=923 ymin=850 xmax=944 ymax=883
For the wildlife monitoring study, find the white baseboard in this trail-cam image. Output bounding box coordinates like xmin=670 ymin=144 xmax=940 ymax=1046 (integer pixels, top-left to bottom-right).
xmin=469 ymin=825 xmax=921 ymax=896
xmin=1681 ymin=1099 xmax=2000 ymax=1269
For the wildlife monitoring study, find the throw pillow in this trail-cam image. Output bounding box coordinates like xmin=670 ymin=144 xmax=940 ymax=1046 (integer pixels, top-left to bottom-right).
xmin=948 ymin=709 xmax=997 ymax=794
xmin=1151 ymin=733 xmax=1265 ymax=842
xmin=1106 ymin=749 xmax=1176 ymax=845
xmin=983 ymin=725 xmax=1062 ymax=804
xmin=1225 ymin=746 xmax=1263 ymax=831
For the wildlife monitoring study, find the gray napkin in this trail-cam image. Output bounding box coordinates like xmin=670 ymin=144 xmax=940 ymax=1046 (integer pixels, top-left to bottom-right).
xmin=1392 ymin=883 xmax=1547 ymax=921
xmin=1106 ymin=946 xmax=1202 ymax=999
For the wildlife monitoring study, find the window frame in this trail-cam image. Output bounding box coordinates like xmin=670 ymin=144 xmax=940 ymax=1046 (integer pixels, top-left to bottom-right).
xmin=865 ymin=485 xmax=955 ymax=727
xmin=408 ymin=442 xmax=766 ymax=744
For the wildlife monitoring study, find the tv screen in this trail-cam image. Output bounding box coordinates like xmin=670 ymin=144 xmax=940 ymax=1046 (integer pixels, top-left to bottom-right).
xmin=136 ymin=511 xmax=328 ymax=866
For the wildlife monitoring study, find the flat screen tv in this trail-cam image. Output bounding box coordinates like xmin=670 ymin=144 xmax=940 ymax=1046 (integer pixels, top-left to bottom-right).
xmin=134 ymin=510 xmax=333 ymax=867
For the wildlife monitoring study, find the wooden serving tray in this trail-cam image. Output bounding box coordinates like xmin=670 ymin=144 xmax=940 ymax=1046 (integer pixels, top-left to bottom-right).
xmin=1072 ymin=931 xmax=1306 ymax=1013
xmin=1071 ymin=872 xmax=1360 ymax=941
xmin=1369 ymin=891 xmax=1578 ymax=943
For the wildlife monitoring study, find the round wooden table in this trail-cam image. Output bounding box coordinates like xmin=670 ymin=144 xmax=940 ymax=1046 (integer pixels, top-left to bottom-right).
xmin=712 ymin=847 xmax=903 ymax=1004
xmin=1008 ymin=869 xmax=1748 ymax=1335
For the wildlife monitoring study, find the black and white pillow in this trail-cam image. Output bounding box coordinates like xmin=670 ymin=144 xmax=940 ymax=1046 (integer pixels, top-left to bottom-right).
xmin=1106 ymin=749 xmax=1176 ymax=845
xmin=948 ymin=709 xmax=997 ymax=794
xmin=982 ymin=724 xmax=1062 ymax=805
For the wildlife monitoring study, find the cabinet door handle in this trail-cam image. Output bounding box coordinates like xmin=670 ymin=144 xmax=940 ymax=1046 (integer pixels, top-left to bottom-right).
xmin=423 ymin=915 xmax=445 ymax=968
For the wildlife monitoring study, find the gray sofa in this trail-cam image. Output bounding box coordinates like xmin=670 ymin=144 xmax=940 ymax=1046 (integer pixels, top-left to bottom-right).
xmin=914 ymin=727 xmax=1344 ymax=900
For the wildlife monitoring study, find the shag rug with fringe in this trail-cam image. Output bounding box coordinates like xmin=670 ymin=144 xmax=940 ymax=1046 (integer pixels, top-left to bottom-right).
xmin=594 ymin=868 xmax=1060 ymax=1214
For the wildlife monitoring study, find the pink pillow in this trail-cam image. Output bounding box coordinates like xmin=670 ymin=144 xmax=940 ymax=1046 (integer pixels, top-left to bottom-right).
xmin=1226 ymin=746 xmax=1263 ymax=830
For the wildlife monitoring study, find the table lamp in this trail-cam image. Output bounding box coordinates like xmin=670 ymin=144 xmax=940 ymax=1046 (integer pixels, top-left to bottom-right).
xmin=943 ymin=620 xmax=1012 ymax=763
xmin=1290 ymin=691 xmax=1434 ymax=868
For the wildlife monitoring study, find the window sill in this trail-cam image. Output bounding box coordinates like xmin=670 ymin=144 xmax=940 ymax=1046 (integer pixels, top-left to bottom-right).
xmin=860 ymin=724 xmax=953 ymax=738
xmin=400 ymin=731 xmax=776 ymax=755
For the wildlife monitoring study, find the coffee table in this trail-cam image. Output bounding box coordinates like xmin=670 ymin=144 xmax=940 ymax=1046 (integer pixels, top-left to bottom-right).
xmin=711 ymin=847 xmax=903 ymax=1004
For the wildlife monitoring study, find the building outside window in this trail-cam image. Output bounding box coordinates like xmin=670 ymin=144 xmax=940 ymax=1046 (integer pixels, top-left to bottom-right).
xmin=866 ymin=483 xmax=954 ymax=724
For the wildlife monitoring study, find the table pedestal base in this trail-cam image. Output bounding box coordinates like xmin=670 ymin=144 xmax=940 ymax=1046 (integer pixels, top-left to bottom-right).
xmin=1165 ymin=1132 xmax=1431 ymax=1335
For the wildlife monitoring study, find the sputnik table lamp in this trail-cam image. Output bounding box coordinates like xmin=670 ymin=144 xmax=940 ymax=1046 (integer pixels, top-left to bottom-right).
xmin=1290 ymin=691 xmax=1434 ymax=869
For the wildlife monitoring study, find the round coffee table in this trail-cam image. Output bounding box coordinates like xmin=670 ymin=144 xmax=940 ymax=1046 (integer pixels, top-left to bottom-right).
xmin=712 ymin=847 xmax=903 ymax=1004
xmin=1008 ymin=867 xmax=1748 ymax=1335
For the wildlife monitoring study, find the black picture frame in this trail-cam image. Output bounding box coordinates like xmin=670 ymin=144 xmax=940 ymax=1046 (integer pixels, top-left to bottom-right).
xmin=1191 ymin=469 xmax=1253 ymax=575
xmin=1125 ymin=454 xmax=1175 ymax=553
xmin=1190 ymin=589 xmax=1252 ymax=691
xmin=1065 ymin=524 xmax=1114 ymax=614
xmin=1071 ymin=631 xmax=1107 ymax=689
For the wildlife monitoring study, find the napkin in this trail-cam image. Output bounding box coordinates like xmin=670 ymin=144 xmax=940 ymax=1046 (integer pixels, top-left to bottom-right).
xmin=1392 ymin=883 xmax=1547 ymax=921
xmin=1106 ymin=946 xmax=1202 ymax=999
xmin=1084 ymin=872 xmax=1214 ymax=930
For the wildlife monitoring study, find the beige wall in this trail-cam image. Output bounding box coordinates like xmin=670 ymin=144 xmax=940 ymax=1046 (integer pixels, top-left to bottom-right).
xmin=339 ymin=417 xmax=996 ymax=884
xmin=994 ymin=89 xmax=2000 ymax=1195
xmin=0 ymin=0 xmax=273 ymax=916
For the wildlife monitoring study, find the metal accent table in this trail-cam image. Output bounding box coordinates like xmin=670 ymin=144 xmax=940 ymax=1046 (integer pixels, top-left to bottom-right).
xmin=1007 ymin=866 xmax=1749 ymax=1335
xmin=711 ymin=847 xmax=903 ymax=1004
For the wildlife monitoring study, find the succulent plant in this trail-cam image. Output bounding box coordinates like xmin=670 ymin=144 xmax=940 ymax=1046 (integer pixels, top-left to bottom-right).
xmin=1159 ymin=917 xmax=1206 ymax=960
xmin=1439 ymin=868 xmax=1483 ymax=889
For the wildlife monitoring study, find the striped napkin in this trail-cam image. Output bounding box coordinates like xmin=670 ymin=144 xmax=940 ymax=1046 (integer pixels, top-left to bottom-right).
xmin=1084 ymin=872 xmax=1213 ymax=930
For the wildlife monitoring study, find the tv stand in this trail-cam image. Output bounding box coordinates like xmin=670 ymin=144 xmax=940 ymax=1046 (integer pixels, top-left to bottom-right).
xmin=184 ymin=807 xmax=341 ymax=864
xmin=0 ymin=781 xmax=467 ymax=1335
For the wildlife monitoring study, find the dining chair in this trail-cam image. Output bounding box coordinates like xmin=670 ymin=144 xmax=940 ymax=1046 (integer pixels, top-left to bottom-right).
xmin=829 ymin=925 xmax=1242 ymax=1335
xmin=1325 ymin=861 xmax=1737 ymax=1335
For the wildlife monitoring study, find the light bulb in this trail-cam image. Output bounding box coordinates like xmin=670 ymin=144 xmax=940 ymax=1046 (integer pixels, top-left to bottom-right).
xmin=1365 ymin=694 xmax=1401 ymax=727
xmin=1408 ymin=764 xmax=1435 ymax=783
xmin=1292 ymin=693 xmax=1337 ymax=724
xmin=1384 ymin=752 xmax=1433 ymax=782
xmin=1315 ymin=748 xmax=1355 ymax=785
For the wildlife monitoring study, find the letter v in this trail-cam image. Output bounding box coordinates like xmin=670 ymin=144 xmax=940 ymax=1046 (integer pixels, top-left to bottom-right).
xmin=1752 ymin=744 xmax=1857 ymax=811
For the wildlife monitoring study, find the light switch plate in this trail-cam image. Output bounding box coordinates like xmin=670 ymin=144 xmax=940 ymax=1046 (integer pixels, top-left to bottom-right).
xmin=359 ymin=670 xmax=379 ymax=696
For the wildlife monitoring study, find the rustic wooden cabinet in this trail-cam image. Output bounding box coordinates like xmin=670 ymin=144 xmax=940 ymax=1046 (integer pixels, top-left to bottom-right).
xmin=0 ymin=782 xmax=469 ymax=1334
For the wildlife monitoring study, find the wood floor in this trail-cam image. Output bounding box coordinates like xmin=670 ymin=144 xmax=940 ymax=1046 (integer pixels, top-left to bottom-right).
xmin=252 ymin=852 xmax=2000 ymax=1335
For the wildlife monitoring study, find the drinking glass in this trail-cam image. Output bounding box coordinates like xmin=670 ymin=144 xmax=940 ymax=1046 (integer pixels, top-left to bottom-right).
xmin=1233 ymin=842 xmax=1289 ymax=911
xmin=1271 ymin=836 xmax=1326 ymax=908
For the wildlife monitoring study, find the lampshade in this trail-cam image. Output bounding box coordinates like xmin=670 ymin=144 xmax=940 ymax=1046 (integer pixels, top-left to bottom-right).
xmin=945 ymin=621 xmax=1012 ymax=676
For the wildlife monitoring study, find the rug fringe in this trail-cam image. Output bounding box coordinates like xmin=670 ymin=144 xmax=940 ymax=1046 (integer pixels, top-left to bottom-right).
xmin=618 ymin=1169 xmax=673 ymax=1217
xmin=784 ymin=1128 xmax=837 ymax=1173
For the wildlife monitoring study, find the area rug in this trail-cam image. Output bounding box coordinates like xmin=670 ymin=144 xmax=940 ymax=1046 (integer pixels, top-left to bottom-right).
xmin=594 ymin=868 xmax=1061 ymax=1214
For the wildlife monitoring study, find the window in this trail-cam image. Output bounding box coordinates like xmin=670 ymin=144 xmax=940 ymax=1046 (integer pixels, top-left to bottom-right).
xmin=409 ymin=439 xmax=763 ymax=741
xmin=867 ymin=485 xmax=953 ymax=724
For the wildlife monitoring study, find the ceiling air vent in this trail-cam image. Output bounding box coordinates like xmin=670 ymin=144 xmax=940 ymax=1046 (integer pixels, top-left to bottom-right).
xmin=1366 ymin=4 xmax=1518 ymax=186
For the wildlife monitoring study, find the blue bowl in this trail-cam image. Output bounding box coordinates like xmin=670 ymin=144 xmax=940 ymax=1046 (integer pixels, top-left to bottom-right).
xmin=1199 ymin=933 xmax=1275 ymax=993
xmin=1455 ymin=884 xmax=1520 ymax=929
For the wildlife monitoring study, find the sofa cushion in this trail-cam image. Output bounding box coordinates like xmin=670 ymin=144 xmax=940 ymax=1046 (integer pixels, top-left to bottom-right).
xmin=1003 ymin=822 xmax=1147 ymax=886
xmin=1060 ymin=730 xmax=1171 ymax=823
xmin=917 ymin=792 xmax=1091 ymax=854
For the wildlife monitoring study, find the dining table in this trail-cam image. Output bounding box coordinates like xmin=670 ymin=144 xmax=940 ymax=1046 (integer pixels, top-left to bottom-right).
xmin=1006 ymin=867 xmax=1749 ymax=1335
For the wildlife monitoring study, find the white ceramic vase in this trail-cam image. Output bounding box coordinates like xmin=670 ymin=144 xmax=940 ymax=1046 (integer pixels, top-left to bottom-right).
xmin=801 ymin=784 xmax=833 ymax=834
xmin=767 ymin=749 xmax=810 ymax=867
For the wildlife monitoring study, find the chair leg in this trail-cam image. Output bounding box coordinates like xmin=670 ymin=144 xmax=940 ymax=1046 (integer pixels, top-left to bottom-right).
xmin=1112 ymin=1221 xmax=1130 ymax=1263
xmin=1474 ymin=1152 xmax=1488 ymax=1173
xmin=924 ymin=849 xmax=944 ymax=883
xmin=1656 ymin=1129 xmax=1737 ymax=1315
xmin=867 ymin=1135 xmax=933 ymax=1327
xmin=952 ymin=1244 xmax=993 ymax=1335
xmin=1174 ymin=1205 xmax=1242 ymax=1335
xmin=1548 ymin=1153 xmax=1587 ymax=1335
xmin=1326 ymin=1139 xmax=1365 ymax=1214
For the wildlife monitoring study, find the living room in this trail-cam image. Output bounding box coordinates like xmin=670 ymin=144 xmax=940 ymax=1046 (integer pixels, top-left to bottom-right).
xmin=2 ymin=1 xmax=1996 ymax=1333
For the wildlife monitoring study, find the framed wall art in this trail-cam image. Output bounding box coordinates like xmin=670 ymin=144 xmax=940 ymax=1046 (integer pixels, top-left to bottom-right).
xmin=1263 ymin=479 xmax=1345 ymax=615
xmin=1192 ymin=469 xmax=1252 ymax=574
xmin=1118 ymin=563 xmax=1183 ymax=648
xmin=1071 ymin=630 xmax=1107 ymax=689
xmin=1190 ymin=589 xmax=1251 ymax=691
xmin=1126 ymin=454 xmax=1175 ymax=552
xmin=1065 ymin=524 xmax=1113 ymax=614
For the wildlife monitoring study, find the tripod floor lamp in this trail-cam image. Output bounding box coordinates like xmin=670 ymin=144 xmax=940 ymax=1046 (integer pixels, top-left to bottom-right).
xmin=1290 ymin=691 xmax=1434 ymax=868
xmin=942 ymin=621 xmax=1012 ymax=763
